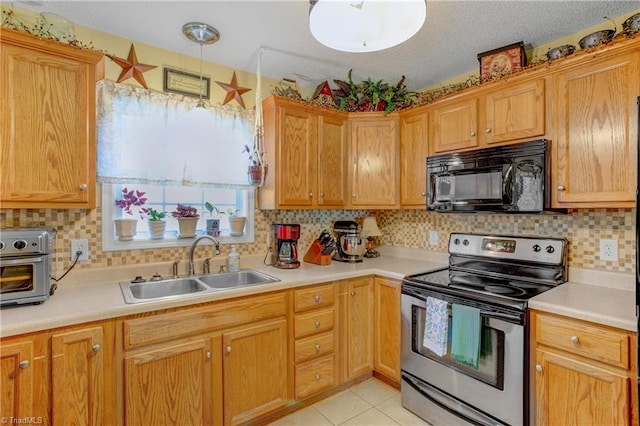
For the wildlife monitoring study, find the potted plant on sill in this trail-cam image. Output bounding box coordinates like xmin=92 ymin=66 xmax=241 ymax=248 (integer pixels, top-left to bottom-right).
xmin=114 ymin=187 xmax=148 ymax=241
xmin=227 ymin=208 xmax=246 ymax=237
xmin=204 ymin=202 xmax=223 ymax=237
xmin=146 ymin=208 xmax=167 ymax=240
xmin=171 ymin=204 xmax=199 ymax=238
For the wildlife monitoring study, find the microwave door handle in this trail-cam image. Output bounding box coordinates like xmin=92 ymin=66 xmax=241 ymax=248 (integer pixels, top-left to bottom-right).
xmin=502 ymin=164 xmax=514 ymax=203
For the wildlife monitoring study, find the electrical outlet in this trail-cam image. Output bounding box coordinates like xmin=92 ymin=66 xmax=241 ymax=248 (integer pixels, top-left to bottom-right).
xmin=428 ymin=230 xmax=439 ymax=246
xmin=266 ymin=231 xmax=273 ymax=247
xmin=71 ymin=238 xmax=89 ymax=261
xmin=599 ymin=238 xmax=618 ymax=262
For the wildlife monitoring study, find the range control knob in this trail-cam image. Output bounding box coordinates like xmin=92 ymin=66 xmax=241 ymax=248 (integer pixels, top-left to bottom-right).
xmin=462 ymin=239 xmax=469 ymax=246
xmin=546 ymin=246 xmax=555 ymax=254
xmin=532 ymin=244 xmax=541 ymax=252
xmin=13 ymin=240 xmax=27 ymax=250
xmin=0 ymin=241 xmax=4 ymax=251
xmin=453 ymin=238 xmax=460 ymax=245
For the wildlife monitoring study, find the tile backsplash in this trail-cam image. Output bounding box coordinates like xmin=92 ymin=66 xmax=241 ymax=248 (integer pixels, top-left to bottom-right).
xmin=0 ymin=206 xmax=635 ymax=276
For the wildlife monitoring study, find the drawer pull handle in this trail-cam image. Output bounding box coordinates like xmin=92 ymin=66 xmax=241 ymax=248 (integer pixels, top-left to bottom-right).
xmin=18 ymin=360 xmax=29 ymax=369
xmin=484 ymin=128 xmax=491 ymax=133
xmin=92 ymin=344 xmax=101 ymax=352
xmin=314 ymin=295 xmax=321 ymax=303
xmin=315 ymin=344 xmax=321 ymax=352
xmin=570 ymin=335 xmax=579 ymax=344
xmin=535 ymin=364 xmax=543 ymax=372
xmin=226 ymin=346 xmax=232 ymax=353
xmin=315 ymin=321 xmax=321 ymax=328
xmin=315 ymin=374 xmax=321 ymax=381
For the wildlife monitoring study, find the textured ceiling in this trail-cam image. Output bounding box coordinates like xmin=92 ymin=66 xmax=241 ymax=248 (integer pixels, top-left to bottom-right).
xmin=15 ymin=0 xmax=640 ymax=91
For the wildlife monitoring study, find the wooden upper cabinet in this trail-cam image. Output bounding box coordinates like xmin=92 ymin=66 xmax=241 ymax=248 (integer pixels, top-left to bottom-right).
xmin=349 ymin=114 xmax=399 ymax=208
xmin=399 ymin=107 xmax=429 ymax=207
xmin=261 ymin=96 xmax=347 ymax=209
xmin=552 ymin=49 xmax=639 ymax=208
xmin=429 ymin=97 xmax=479 ymax=153
xmin=0 ymin=29 xmax=104 ymax=209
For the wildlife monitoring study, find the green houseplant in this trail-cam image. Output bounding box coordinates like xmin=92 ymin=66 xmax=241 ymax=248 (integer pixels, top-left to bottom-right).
xmin=146 ymin=208 xmax=166 ymax=240
xmin=114 ymin=187 xmax=148 ymax=241
xmin=171 ymin=204 xmax=199 ymax=238
xmin=226 ymin=208 xmax=246 ymax=237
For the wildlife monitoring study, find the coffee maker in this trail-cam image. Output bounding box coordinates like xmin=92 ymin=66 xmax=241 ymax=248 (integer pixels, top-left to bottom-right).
xmin=274 ymin=224 xmax=301 ymax=269
xmin=332 ymin=220 xmax=365 ymax=263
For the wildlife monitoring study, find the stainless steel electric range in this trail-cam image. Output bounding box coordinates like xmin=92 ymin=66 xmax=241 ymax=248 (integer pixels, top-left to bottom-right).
xmin=401 ymin=233 xmax=567 ymax=426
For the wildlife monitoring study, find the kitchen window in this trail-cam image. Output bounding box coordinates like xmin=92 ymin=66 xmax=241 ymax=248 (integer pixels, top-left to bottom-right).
xmin=97 ymin=80 xmax=256 ymax=251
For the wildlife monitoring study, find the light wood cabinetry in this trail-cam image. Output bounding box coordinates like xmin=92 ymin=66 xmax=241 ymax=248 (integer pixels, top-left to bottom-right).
xmin=0 ymin=336 xmax=40 ymax=421
xmin=531 ymin=310 xmax=637 ymax=426
xmin=551 ymin=48 xmax=639 ymax=208
xmin=399 ymin=107 xmax=429 ymax=207
xmin=261 ymin=96 xmax=347 ymax=209
xmin=342 ymin=277 xmax=375 ymax=380
xmin=429 ymin=78 xmax=546 ymax=154
xmin=373 ymin=277 xmax=401 ymax=384
xmin=348 ymin=114 xmax=400 ymax=208
xmin=0 ymin=29 xmax=104 ymax=209
xmin=291 ymin=283 xmax=338 ymax=400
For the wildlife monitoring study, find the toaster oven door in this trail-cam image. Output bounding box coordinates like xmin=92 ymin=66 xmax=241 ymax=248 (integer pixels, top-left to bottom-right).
xmin=0 ymin=255 xmax=50 ymax=306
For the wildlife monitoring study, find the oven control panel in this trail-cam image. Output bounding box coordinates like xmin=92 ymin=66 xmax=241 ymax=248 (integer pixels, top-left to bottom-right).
xmin=449 ymin=233 xmax=566 ymax=265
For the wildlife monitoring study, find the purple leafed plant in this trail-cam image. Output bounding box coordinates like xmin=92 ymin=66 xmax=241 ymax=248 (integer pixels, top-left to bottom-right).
xmin=171 ymin=204 xmax=199 ymax=218
xmin=115 ymin=187 xmax=149 ymax=219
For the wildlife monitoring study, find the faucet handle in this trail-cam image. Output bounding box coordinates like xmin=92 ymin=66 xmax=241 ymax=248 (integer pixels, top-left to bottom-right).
xmin=203 ymin=258 xmax=210 ymax=274
xmin=219 ymin=265 xmax=226 ymax=273
xmin=172 ymin=260 xmax=180 ymax=277
xmin=215 ymin=244 xmax=221 ymax=255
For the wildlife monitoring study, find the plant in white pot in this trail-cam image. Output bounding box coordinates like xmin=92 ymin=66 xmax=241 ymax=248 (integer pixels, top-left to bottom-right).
xmin=146 ymin=208 xmax=167 ymax=240
xmin=227 ymin=208 xmax=246 ymax=237
xmin=171 ymin=204 xmax=200 ymax=238
xmin=114 ymin=187 xmax=148 ymax=241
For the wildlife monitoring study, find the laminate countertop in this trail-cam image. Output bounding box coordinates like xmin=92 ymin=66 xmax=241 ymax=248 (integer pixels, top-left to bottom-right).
xmin=1 ymin=246 xmax=636 ymax=337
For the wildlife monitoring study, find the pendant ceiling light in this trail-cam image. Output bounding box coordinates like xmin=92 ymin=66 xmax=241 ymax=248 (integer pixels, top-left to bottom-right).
xmin=182 ymin=22 xmax=220 ymax=108
xmin=309 ymin=0 xmax=426 ymax=53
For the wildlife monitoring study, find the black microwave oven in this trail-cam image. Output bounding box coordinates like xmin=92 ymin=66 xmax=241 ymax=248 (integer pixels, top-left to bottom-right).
xmin=426 ymin=139 xmax=553 ymax=213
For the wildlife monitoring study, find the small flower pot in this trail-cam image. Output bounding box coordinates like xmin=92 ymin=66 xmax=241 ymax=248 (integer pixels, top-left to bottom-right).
xmin=147 ymin=220 xmax=167 ymax=240
xmin=248 ymin=165 xmax=268 ymax=186
xmin=206 ymin=219 xmax=220 ymax=237
xmin=114 ymin=219 xmax=137 ymax=241
xmin=229 ymin=216 xmax=246 ymax=237
xmin=177 ymin=217 xmax=199 ymax=238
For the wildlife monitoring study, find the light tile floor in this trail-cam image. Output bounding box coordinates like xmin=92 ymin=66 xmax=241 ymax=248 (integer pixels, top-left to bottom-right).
xmin=269 ymin=379 xmax=432 ymax=426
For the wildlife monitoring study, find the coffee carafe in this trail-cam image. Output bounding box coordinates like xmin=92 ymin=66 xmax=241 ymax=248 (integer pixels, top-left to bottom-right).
xmin=332 ymin=220 xmax=365 ymax=263
xmin=274 ymin=224 xmax=301 ymax=269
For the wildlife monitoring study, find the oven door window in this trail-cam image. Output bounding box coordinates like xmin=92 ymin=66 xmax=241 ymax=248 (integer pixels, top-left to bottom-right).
xmin=412 ymin=304 xmax=505 ymax=390
xmin=0 ymin=264 xmax=34 ymax=293
xmin=432 ymin=167 xmax=505 ymax=204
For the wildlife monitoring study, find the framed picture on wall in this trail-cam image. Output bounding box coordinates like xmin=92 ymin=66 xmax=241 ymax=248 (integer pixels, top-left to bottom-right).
xmin=163 ymin=67 xmax=210 ymax=99
xmin=477 ymin=41 xmax=526 ymax=82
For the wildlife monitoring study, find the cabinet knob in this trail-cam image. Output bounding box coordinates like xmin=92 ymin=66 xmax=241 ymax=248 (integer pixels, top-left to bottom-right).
xmin=206 ymin=351 xmax=212 ymax=359
xmin=315 ymin=344 xmax=321 ymax=352
xmin=314 ymin=295 xmax=321 ymax=303
xmin=352 ymin=193 xmax=358 ymax=199
xmin=469 ymin=131 xmax=476 ymax=137
xmin=320 ymin=193 xmax=325 ymax=198
xmin=315 ymin=374 xmax=321 ymax=381
xmin=557 ymin=185 xmax=566 ymax=191
xmin=79 ymin=183 xmax=88 ymax=191
xmin=309 ymin=192 xmax=313 ymax=198
xmin=484 ymin=128 xmax=491 ymax=133
xmin=421 ymin=192 xmax=426 ymax=197
xmin=350 ymin=291 xmax=356 ymax=296
xmin=92 ymin=344 xmax=101 ymax=352
xmin=226 ymin=346 xmax=232 ymax=353
xmin=18 ymin=360 xmax=29 ymax=369
xmin=535 ymin=364 xmax=543 ymax=372
xmin=314 ymin=321 xmax=321 ymax=328
xmin=570 ymin=335 xmax=580 ymax=344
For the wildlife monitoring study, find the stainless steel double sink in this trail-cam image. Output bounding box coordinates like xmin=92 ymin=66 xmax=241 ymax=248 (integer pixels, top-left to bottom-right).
xmin=120 ymin=269 xmax=280 ymax=304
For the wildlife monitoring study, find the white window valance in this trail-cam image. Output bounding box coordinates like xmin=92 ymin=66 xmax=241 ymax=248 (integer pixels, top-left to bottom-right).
xmin=97 ymin=80 xmax=255 ymax=188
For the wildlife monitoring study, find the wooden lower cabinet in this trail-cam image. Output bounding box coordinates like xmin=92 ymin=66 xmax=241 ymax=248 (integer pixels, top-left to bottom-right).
xmin=373 ymin=277 xmax=401 ymax=383
xmin=0 ymin=337 xmax=38 ymax=421
xmin=222 ymin=319 xmax=288 ymax=426
xmin=531 ymin=310 xmax=637 ymax=426
xmin=343 ymin=277 xmax=374 ymax=380
xmin=124 ymin=336 xmax=221 ymax=426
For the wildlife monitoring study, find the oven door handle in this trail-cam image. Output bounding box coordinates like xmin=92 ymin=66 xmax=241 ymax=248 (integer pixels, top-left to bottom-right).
xmin=479 ymin=310 xmax=522 ymax=322
xmin=0 ymin=256 xmax=45 ymax=266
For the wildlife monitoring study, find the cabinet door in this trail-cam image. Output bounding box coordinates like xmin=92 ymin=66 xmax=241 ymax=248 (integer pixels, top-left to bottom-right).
xmin=429 ymin=98 xmax=479 ymax=153
xmin=277 ymin=106 xmax=317 ymax=207
xmin=400 ymin=109 xmax=429 ymax=206
xmin=484 ymin=79 xmax=545 ymax=144
xmin=373 ymin=277 xmax=401 ymax=383
xmin=0 ymin=31 xmax=102 ymax=208
xmin=552 ymin=51 xmax=639 ymax=207
xmin=1 ymin=339 xmax=34 ymax=419
xmin=346 ymin=277 xmax=374 ymax=379
xmin=222 ymin=319 xmax=287 ymax=426
xmin=317 ymin=114 xmax=347 ymax=206
xmin=51 ymin=326 xmax=104 ymax=426
xmin=535 ymin=349 xmax=630 ymax=426
xmin=124 ymin=336 xmax=219 ymax=426
xmin=349 ymin=117 xmax=398 ymax=207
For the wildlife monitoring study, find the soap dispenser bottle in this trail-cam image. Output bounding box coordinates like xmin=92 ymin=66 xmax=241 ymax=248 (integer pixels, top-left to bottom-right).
xmin=227 ymin=245 xmax=240 ymax=272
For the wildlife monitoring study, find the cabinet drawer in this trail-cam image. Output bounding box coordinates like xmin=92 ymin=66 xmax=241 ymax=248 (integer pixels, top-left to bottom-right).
xmin=123 ymin=292 xmax=287 ymax=349
xmin=536 ymin=313 xmax=630 ymax=369
xmin=295 ymin=354 xmax=336 ymax=400
xmin=294 ymin=308 xmax=334 ymax=339
xmin=294 ymin=331 xmax=335 ymax=364
xmin=293 ymin=283 xmax=335 ymax=313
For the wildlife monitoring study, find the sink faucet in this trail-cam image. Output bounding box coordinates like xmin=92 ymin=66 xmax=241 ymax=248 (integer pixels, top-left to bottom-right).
xmin=188 ymin=235 xmax=220 ymax=276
